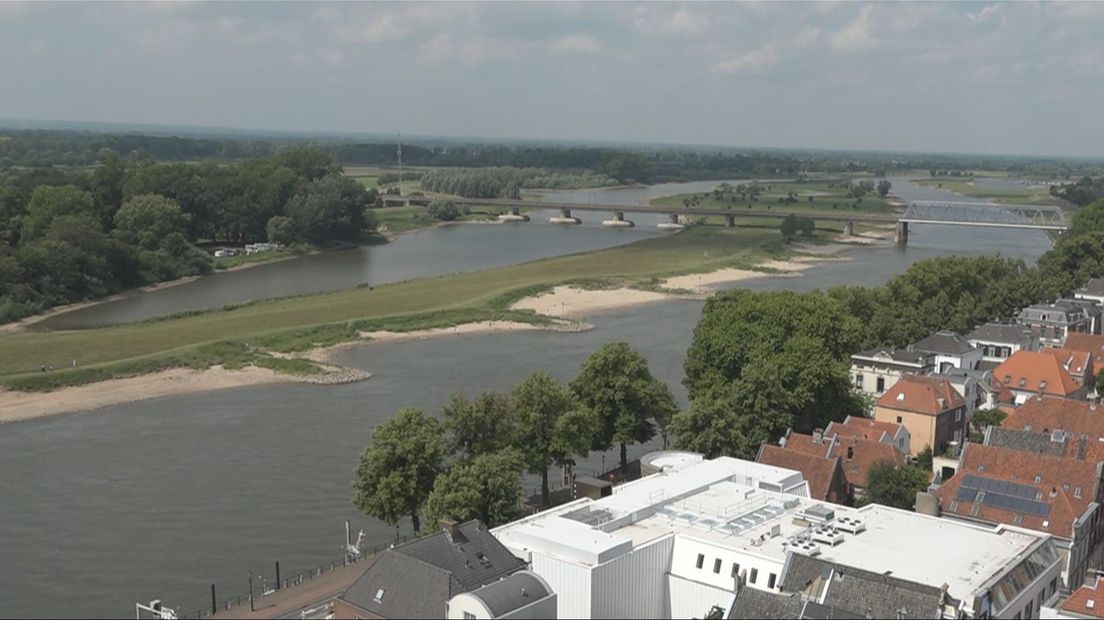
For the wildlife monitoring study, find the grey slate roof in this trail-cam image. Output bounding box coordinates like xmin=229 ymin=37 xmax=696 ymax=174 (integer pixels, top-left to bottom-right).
xmin=910 ymin=330 xmax=976 ymax=355
xmin=800 ymin=601 xmax=867 ymax=619
xmin=728 ymin=587 xmax=804 ymax=620
xmin=968 ymin=323 xmax=1033 ymax=344
xmin=467 ymin=571 xmax=551 ymax=617
xmin=1078 ymin=277 xmax=1104 ymax=297
xmin=782 ymin=555 xmax=944 ymax=620
xmin=984 ymin=426 xmax=1068 ymax=456
xmin=340 ymin=521 xmax=526 ymax=619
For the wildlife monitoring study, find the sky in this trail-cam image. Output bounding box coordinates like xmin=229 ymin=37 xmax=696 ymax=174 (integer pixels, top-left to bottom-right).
xmin=2 ymin=1 xmax=1103 ymax=158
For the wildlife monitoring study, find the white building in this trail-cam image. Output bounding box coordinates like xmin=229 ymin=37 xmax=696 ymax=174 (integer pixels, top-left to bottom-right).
xmin=911 ymin=330 xmax=984 ymax=372
xmin=969 ymin=323 xmax=1040 ymax=366
xmin=493 ymin=456 xmax=1062 ymax=620
xmin=850 ymin=348 xmax=932 ymax=400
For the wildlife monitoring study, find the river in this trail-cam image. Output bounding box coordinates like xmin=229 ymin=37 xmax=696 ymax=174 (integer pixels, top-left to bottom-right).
xmin=0 ymin=178 xmax=1056 ymax=618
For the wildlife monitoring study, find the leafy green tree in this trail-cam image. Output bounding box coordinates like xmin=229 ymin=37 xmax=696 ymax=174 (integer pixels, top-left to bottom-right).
xmin=972 ymin=408 xmax=1007 ymax=433
xmin=799 ymin=217 xmax=815 ymax=237
xmin=915 ymin=445 xmax=933 ymax=472
xmin=442 ymin=391 xmax=517 ymax=460
xmin=513 ymin=372 xmax=592 ymax=506
xmin=353 ymin=408 xmax=445 ymax=533
xmin=274 ymin=147 xmax=340 ymax=181
xmin=266 ymin=215 xmax=294 ymax=245
xmin=21 ymin=185 xmax=96 ymax=241
xmin=427 ymin=199 xmax=461 ymax=222
xmin=876 ymin=179 xmax=892 ymax=197
xmin=861 ymin=461 xmax=930 ymax=510
xmin=780 ymin=214 xmax=799 ymax=241
xmin=113 ymin=194 xmax=190 ymax=250
xmin=284 ymin=175 xmax=371 ymax=244
xmin=423 ymin=451 xmax=524 ymax=529
xmin=571 ymin=342 xmax=677 ymax=471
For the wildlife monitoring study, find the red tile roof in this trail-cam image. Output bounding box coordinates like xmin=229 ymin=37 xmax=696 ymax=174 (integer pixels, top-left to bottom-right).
xmin=826 ymin=416 xmax=904 ymax=443
xmin=933 ymin=443 xmax=1100 ymax=539
xmin=876 ymin=375 xmax=965 ymax=416
xmin=1002 ymin=397 xmax=1104 ymax=462
xmin=1065 ymin=333 xmax=1104 ymax=370
xmin=993 ymin=350 xmax=1083 ymax=398
xmin=778 ymin=431 xmax=907 ymax=490
xmin=756 ymin=444 xmax=842 ymax=502
xmin=1063 ymin=577 xmax=1104 ymax=618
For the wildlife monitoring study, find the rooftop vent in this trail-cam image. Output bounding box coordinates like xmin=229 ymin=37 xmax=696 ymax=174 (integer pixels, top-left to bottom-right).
xmin=896 ymin=392 xmax=905 ymax=402
xmin=835 ymin=516 xmax=866 ymax=534
xmin=1051 ymin=429 xmax=1064 ymax=443
xmin=1019 ymin=378 xmax=1027 ymax=387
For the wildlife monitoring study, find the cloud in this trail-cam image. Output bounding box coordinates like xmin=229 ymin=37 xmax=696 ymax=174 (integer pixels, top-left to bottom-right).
xmin=416 ymin=33 xmax=534 ymax=68
xmin=633 ymin=6 xmax=707 ymax=36
xmin=713 ymin=45 xmax=778 ymax=75
xmin=966 ymin=4 xmax=1000 ymax=25
xmin=793 ymin=28 xmax=822 ymax=48
xmin=830 ymin=5 xmax=877 ymax=51
xmin=548 ymin=34 xmax=602 ymax=54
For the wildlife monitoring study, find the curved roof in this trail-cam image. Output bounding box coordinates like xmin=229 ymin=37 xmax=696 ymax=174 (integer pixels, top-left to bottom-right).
xmin=467 ymin=571 xmax=551 ymax=617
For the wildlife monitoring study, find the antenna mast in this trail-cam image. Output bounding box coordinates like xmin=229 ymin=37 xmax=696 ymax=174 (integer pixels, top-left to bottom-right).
xmin=397 ymin=131 xmax=403 ymax=197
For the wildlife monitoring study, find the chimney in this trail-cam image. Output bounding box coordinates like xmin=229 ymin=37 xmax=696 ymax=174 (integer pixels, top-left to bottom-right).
xmin=813 ymin=428 xmax=824 ymax=444
xmin=439 ymin=519 xmax=459 ymax=542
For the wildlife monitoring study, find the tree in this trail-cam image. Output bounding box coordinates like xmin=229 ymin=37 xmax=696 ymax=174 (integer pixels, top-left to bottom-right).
xmin=113 ymin=194 xmax=190 ymax=250
xmin=876 ymin=179 xmax=892 ymax=197
xmin=353 ymin=408 xmax=445 ymax=533
xmin=780 ymin=214 xmax=799 ymax=241
xmin=571 ymin=342 xmax=678 ymax=472
xmin=274 ymin=147 xmax=340 ymax=181
xmin=427 ymin=199 xmax=461 ymax=222
xmin=861 ymin=461 xmax=930 ymax=510
xmin=972 ymin=408 xmax=1007 ymax=433
xmin=513 ymin=372 xmax=592 ymax=506
xmin=442 ymin=391 xmax=517 ymax=460
xmin=799 ymin=217 xmax=815 ymax=237
xmin=423 ymin=451 xmax=524 ymax=529
xmin=266 ymin=215 xmax=294 ymax=245
xmin=283 ymin=175 xmax=370 ymax=244
xmin=21 ymin=185 xmax=96 ymax=241
xmin=915 ymin=445 xmax=933 ymax=472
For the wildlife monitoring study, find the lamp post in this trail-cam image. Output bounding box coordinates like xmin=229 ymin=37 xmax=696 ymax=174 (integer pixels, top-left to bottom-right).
xmin=248 ymin=571 xmax=254 ymax=612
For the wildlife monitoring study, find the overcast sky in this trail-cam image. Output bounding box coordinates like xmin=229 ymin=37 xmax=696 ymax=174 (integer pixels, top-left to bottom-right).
xmin=2 ymin=1 xmax=1103 ymax=157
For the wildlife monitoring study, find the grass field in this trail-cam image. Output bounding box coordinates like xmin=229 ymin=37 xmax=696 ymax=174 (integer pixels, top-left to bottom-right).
xmin=912 ymin=178 xmax=1059 ymax=206
xmin=373 ymin=205 xmax=503 ymax=234
xmin=652 ymin=180 xmax=896 ymax=215
xmin=0 ymin=223 xmax=815 ymax=388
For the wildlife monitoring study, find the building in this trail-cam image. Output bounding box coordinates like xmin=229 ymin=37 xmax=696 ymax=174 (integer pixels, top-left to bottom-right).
xmin=492 ymin=456 xmax=1062 ymax=620
xmin=873 ymin=375 xmax=968 ymax=457
xmin=1075 ymin=278 xmax=1104 ymax=312
xmin=770 ymin=426 xmax=909 ymax=500
xmin=968 ymin=322 xmax=1040 ymax=368
xmin=446 ymin=571 xmax=556 ymax=619
xmin=755 ymin=443 xmax=850 ymax=504
xmin=335 ymin=520 xmax=527 ymax=619
xmin=910 ymin=330 xmax=983 ymax=372
xmin=930 ymin=441 xmax=1104 ymax=590
xmin=940 ymin=367 xmax=1007 ymax=411
xmin=992 ymin=350 xmax=1093 ymax=406
xmin=1004 ymin=397 xmax=1104 ymax=437
xmin=824 ymin=415 xmax=911 ymax=456
xmin=1065 ymin=333 xmax=1104 ymax=378
xmin=1019 ymin=301 xmax=1096 ymax=348
xmin=1062 ymin=577 xmax=1104 ymax=619
xmin=849 ymin=348 xmax=933 ymax=400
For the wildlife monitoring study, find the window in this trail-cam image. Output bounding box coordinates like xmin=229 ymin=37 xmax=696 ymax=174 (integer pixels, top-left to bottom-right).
xmin=768 ymin=573 xmax=777 ymax=589
xmin=464 ymin=613 xmax=476 ymax=620
xmin=696 ymin=553 xmax=704 ymax=569
xmin=876 ymin=377 xmax=885 ymax=393
xmin=855 ymin=374 xmax=863 ymax=388
xmin=1076 ymin=486 xmax=1083 ymax=499
xmin=713 ymin=558 xmax=722 ymax=574
xmin=731 ymin=563 xmax=740 ymax=579
xmin=1013 ymin=514 xmax=1024 ymax=525
xmin=956 ymin=410 xmax=962 ymax=422
xmin=897 ymin=416 xmax=903 ymax=424
xmin=750 ymin=568 xmax=759 ymax=584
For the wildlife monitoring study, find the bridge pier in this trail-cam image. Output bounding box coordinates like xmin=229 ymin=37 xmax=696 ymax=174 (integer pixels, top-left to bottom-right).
xmin=550 ymin=207 xmax=581 ymax=225
xmin=498 ymin=205 xmax=529 ymax=222
xmin=843 ymin=221 xmax=854 ymax=236
xmin=896 ymin=221 xmax=909 ymax=247
xmin=602 ymin=210 xmax=635 ymax=228
xmin=657 ymin=213 xmax=685 ymax=231
xmin=725 ymin=215 xmax=736 ymax=228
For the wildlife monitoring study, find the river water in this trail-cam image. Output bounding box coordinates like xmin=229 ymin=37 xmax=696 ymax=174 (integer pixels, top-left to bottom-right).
xmin=0 ymin=178 xmax=1055 ymax=618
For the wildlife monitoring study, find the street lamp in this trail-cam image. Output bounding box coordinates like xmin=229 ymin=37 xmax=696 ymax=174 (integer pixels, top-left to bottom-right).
xmin=248 ymin=571 xmax=255 ymax=612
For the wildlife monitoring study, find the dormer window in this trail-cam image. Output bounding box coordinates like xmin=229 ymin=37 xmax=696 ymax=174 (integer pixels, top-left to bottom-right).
xmin=1076 ymin=487 xmax=1083 ymax=499
xmin=374 ymin=588 xmax=385 ymax=604
xmin=978 ymin=465 xmax=986 ymax=473
xmin=1019 ymin=378 xmax=1027 ymax=387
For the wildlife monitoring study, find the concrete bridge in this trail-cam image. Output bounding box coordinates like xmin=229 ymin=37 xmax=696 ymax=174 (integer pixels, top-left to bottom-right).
xmin=427 ymin=197 xmax=1069 ymax=246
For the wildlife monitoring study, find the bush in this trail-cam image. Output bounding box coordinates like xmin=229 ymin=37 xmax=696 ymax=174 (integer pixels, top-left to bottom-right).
xmin=427 ymin=199 xmax=460 ymax=222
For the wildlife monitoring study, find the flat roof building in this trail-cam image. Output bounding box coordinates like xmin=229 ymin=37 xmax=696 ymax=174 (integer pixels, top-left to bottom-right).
xmin=492 ymin=456 xmax=1061 ymax=620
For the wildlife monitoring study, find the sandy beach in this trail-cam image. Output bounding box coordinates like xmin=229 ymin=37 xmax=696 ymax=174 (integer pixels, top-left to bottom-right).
xmin=511 ymin=286 xmax=675 ymax=318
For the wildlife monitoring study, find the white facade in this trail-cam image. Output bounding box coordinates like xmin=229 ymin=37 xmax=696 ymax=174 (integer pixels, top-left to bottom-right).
xmin=494 ymin=457 xmax=1061 ymax=620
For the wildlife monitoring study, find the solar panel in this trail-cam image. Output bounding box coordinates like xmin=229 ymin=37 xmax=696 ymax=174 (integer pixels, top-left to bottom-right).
xmin=956 ymin=475 xmax=1051 ymax=517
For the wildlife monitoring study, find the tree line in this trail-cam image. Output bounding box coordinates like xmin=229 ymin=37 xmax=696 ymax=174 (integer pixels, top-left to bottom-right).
xmin=0 ymin=148 xmax=375 ymax=323
xmin=418 ymin=167 xmax=616 ymax=198
xmin=353 ymin=342 xmax=676 ymax=532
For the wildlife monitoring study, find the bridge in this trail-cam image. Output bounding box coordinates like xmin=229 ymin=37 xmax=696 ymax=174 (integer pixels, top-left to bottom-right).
xmin=387 ymin=196 xmax=1068 ymax=247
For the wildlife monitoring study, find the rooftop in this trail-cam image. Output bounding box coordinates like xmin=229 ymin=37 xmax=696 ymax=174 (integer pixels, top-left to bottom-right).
xmin=851 ymin=348 xmax=930 ymax=366
xmin=1062 ymin=576 xmax=1104 ymax=618
xmin=756 ymin=444 xmax=842 ymax=501
xmin=875 ymin=375 xmax=965 ymax=415
xmin=494 ymin=457 xmax=1049 ymax=607
xmin=777 ymin=431 xmax=907 ymax=490
xmin=826 ymin=416 xmax=904 ymax=443
xmin=1077 ymin=277 xmax=1104 ymax=298
xmin=910 ymin=330 xmax=977 ymax=355
xmin=1064 ymin=332 xmax=1104 ymax=367
xmin=993 ymin=350 xmax=1083 ymax=398
xmin=967 ymin=322 xmax=1034 ymax=344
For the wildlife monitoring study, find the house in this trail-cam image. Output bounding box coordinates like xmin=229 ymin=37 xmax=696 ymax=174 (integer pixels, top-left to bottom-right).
xmin=1001 ymin=397 xmax=1104 ymax=463
xmin=824 ymin=415 xmax=911 ymax=455
xmin=1062 ymin=577 xmax=1104 ymax=619
xmin=775 ymin=428 xmax=909 ymax=499
xmin=1019 ymin=300 xmax=1096 ymax=347
xmin=756 ymin=443 xmax=850 ymax=504
xmin=909 ymin=330 xmax=982 ymax=372
xmin=849 ymin=348 xmax=932 ymax=399
xmin=992 ymin=350 xmax=1093 ymax=406
xmin=967 ymin=322 xmax=1039 ymax=367
xmin=931 ymin=370 xmax=982 ymax=415
xmin=335 ymin=520 xmax=527 ymax=619
xmin=1065 ymin=333 xmax=1104 ymax=377
xmin=1075 ymin=277 xmax=1104 ymax=312
xmin=492 ymin=455 xmax=1062 ymax=620
xmin=1045 ymin=348 xmax=1095 ymax=387
xmin=446 ymin=571 xmax=556 ymax=619
xmin=873 ymin=375 xmax=967 ymax=457
xmin=930 ymin=442 xmax=1104 ymax=590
